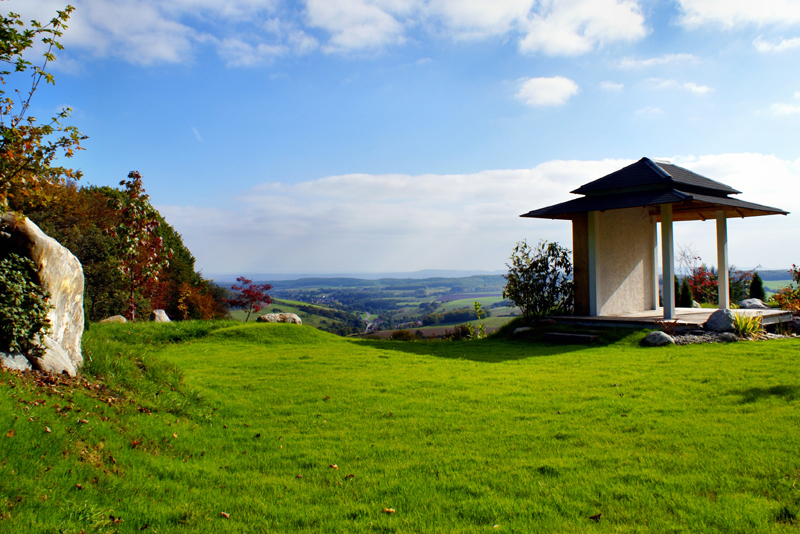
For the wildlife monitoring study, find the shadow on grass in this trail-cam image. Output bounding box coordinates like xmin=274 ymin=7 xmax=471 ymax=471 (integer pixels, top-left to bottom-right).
xmin=357 ymin=325 xmax=649 ymax=363
xmin=731 ymin=385 xmax=800 ymax=404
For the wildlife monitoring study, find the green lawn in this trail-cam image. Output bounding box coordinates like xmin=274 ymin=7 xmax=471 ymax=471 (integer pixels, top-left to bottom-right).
xmin=2 ymin=321 xmax=799 ymax=532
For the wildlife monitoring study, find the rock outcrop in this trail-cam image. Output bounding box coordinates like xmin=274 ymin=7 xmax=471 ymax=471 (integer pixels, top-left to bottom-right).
xmin=1 ymin=212 xmax=84 ymax=375
xmin=257 ymin=313 xmax=302 ymax=324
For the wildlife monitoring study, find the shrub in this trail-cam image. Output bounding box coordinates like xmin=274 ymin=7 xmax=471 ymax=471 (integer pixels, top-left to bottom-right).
xmin=678 ymin=278 xmax=694 ymax=308
xmin=772 ymin=264 xmax=800 ymax=313
xmin=748 ymin=272 xmax=766 ymax=301
xmin=503 ymin=240 xmax=573 ymax=319
xmin=390 ymin=330 xmax=417 ymax=341
xmin=0 ymin=254 xmax=52 ymax=356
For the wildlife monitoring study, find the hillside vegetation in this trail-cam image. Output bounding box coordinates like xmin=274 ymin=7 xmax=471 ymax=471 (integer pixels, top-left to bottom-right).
xmin=1 ymin=322 xmax=799 ymax=532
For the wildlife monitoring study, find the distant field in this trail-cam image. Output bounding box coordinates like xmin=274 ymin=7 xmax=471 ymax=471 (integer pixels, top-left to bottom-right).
xmin=439 ymin=296 xmax=504 ymax=313
xmin=436 ymin=292 xmax=502 ymax=303
xmin=763 ymin=280 xmax=794 ymax=294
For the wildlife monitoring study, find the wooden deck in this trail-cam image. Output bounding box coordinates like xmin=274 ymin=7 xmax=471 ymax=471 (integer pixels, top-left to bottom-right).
xmin=551 ymin=308 xmax=793 ymax=330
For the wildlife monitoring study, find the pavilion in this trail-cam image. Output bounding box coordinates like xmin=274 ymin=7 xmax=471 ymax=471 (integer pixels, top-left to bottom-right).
xmin=521 ymin=157 xmax=788 ymax=320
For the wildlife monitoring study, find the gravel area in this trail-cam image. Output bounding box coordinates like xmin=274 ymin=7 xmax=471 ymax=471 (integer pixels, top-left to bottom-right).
xmin=674 ymin=331 xmax=798 ymax=345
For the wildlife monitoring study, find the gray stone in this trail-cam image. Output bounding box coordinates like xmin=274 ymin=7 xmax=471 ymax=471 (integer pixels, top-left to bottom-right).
xmin=737 ymin=298 xmax=770 ymax=310
xmin=703 ymin=309 xmax=736 ymax=333
xmin=692 ymin=300 xmax=702 ymax=309
xmin=0 ymin=352 xmax=32 ymax=371
xmin=643 ymin=331 xmax=675 ymax=347
xmin=1 ymin=212 xmax=84 ymax=369
xmin=717 ymin=332 xmax=739 ymax=343
xmin=32 ymin=335 xmax=76 ymax=376
xmin=513 ymin=327 xmax=533 ymax=335
xmin=99 ymin=315 xmax=127 ymax=324
xmin=150 ymin=309 xmax=171 ymax=323
xmin=257 ymin=313 xmax=302 ymax=324
xmin=788 ymin=318 xmax=800 ymax=334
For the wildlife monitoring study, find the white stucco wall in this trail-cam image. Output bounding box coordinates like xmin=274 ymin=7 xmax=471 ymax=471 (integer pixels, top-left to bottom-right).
xmin=594 ymin=207 xmax=656 ymax=316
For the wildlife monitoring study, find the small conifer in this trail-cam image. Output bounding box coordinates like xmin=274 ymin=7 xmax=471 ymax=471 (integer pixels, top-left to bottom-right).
xmin=678 ymin=278 xmax=694 ymax=308
xmin=748 ymin=272 xmax=766 ymax=301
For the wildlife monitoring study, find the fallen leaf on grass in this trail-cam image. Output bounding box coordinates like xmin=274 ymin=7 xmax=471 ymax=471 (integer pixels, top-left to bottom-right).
xmin=329 ymin=464 xmax=338 ymax=469
xmin=172 ymin=433 xmax=178 ymax=439
xmin=44 ymin=426 xmax=51 ymax=433
xmin=296 ymin=475 xmax=303 ymax=479
xmin=220 ymin=512 xmax=230 ymax=519
xmin=109 ymin=514 xmax=123 ymax=523
xmin=77 ymin=419 xmax=89 ymax=424
xmin=345 ymin=474 xmax=355 ymax=480
xmin=5 ymin=429 xmax=15 ymax=438
xmin=75 ymin=483 xmax=83 ymax=490
xmin=589 ymin=513 xmax=602 ymax=522
xmin=382 ymin=508 xmax=396 ymax=514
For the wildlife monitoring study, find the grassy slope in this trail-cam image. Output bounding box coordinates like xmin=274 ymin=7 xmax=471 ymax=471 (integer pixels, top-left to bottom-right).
xmin=2 ymin=322 xmax=800 ymax=533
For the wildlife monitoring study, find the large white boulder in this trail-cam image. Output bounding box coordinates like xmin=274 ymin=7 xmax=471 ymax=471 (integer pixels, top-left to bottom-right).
xmin=1 ymin=213 xmax=84 ymax=373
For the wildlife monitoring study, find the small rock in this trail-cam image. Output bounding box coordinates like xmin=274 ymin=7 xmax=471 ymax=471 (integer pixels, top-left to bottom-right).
xmin=150 ymin=310 xmax=171 ymax=323
xmin=512 ymin=327 xmax=533 ymax=335
xmin=257 ymin=313 xmax=302 ymax=324
xmin=643 ymin=331 xmax=675 ymax=347
xmin=717 ymin=332 xmax=739 ymax=343
xmin=0 ymin=352 xmax=32 ymax=371
xmin=98 ymin=315 xmax=127 ymax=324
xmin=692 ymin=300 xmax=702 ymax=308
xmin=34 ymin=336 xmax=77 ymax=377
xmin=737 ymin=298 xmax=769 ymax=310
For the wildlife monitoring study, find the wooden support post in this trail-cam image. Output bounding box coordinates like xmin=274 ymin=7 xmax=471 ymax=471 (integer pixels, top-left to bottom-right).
xmin=716 ymin=210 xmax=730 ymax=309
xmin=660 ymin=204 xmax=675 ymax=319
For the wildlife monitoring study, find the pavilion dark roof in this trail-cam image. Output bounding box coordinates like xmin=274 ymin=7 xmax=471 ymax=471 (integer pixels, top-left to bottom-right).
xmin=522 ymin=157 xmax=788 ymax=222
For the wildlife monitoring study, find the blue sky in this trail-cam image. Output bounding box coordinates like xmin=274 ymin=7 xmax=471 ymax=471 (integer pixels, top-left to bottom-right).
xmin=16 ymin=0 xmax=800 ymax=275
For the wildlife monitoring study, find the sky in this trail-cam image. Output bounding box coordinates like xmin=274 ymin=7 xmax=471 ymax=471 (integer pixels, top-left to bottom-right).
xmin=12 ymin=0 xmax=800 ymax=276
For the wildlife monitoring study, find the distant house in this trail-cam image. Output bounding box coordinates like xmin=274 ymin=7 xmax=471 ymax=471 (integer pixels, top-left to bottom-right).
xmin=521 ymin=157 xmax=788 ymax=319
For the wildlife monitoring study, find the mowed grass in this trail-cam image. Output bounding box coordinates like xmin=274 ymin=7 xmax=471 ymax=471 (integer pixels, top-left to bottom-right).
xmin=1 ymin=322 xmax=800 ymax=533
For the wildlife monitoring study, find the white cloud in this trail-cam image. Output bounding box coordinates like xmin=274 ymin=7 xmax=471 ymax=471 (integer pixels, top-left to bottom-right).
xmin=519 ymin=0 xmax=647 ymax=56
xmin=754 ymin=35 xmax=800 ymax=52
xmin=770 ymin=103 xmax=800 ymax=115
xmin=159 ymin=154 xmax=798 ymax=274
xmin=304 ymin=0 xmax=410 ymax=53
xmin=677 ymin=0 xmax=800 ymax=28
xmin=426 ymin=0 xmax=533 ymax=39
xmin=635 ymin=106 xmax=664 ymax=117
xmin=618 ymin=53 xmax=697 ymax=69
xmin=600 ymin=81 xmax=624 ymax=91
xmin=516 ymin=76 xmax=579 ymax=107
xmin=647 ymin=78 xmax=712 ymax=94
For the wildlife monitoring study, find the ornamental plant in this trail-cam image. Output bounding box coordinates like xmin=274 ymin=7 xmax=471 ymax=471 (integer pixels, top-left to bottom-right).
xmin=503 ymin=239 xmax=573 ymax=319
xmin=0 ymin=253 xmax=52 ymax=356
xmin=772 ymin=264 xmax=800 ymax=314
xmin=223 ymin=277 xmax=273 ymax=322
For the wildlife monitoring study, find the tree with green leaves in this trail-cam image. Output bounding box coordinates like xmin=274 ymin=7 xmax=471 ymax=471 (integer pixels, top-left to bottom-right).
xmin=503 ymin=239 xmax=574 ymax=319
xmin=0 ymin=5 xmax=86 ymax=214
xmin=678 ymin=278 xmax=694 ymax=308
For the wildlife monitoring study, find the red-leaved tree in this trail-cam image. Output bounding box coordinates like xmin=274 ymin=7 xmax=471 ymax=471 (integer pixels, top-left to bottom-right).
xmin=224 ymin=277 xmax=273 ymax=322
xmin=112 ymin=171 xmax=171 ymax=321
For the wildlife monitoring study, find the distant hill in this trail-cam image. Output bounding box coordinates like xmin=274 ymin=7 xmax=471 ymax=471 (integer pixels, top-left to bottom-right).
xmin=208 ymin=269 xmax=505 ymax=283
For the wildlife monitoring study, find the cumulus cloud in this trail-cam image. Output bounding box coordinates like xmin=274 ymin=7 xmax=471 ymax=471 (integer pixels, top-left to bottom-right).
xmin=516 ymin=76 xmax=579 ymax=107
xmin=677 ymin=0 xmax=800 ymax=28
xmin=21 ymin=0 xmax=650 ymax=66
xmin=518 ymin=0 xmax=647 ymax=56
xmin=618 ymin=53 xmax=697 ymax=69
xmin=754 ymin=35 xmax=800 ymax=52
xmin=647 ymin=78 xmax=712 ymax=94
xmin=159 ymin=154 xmax=798 ymax=274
